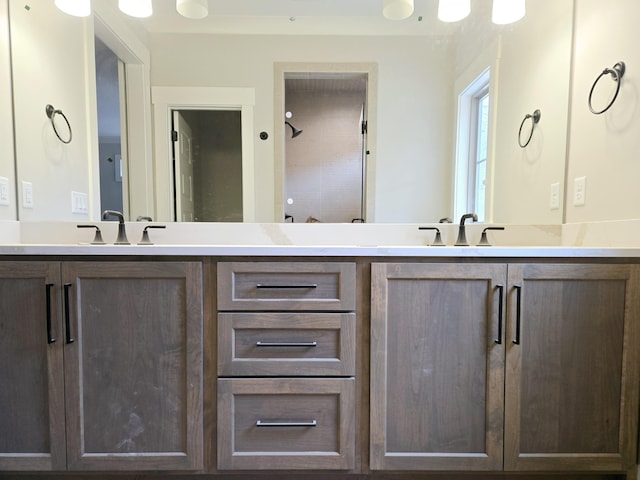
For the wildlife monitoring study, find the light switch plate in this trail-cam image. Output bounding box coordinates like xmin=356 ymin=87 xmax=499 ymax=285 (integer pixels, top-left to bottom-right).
xmin=22 ymin=181 xmax=33 ymax=209
xmin=0 ymin=177 xmax=9 ymax=206
xmin=71 ymin=191 xmax=89 ymax=214
xmin=550 ymin=182 xmax=560 ymax=210
xmin=573 ymin=176 xmax=586 ymax=206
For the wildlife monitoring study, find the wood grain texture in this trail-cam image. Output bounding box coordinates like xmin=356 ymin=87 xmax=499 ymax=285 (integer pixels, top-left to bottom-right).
xmin=217 ymin=312 xmax=356 ymax=376
xmin=370 ymin=263 xmax=506 ymax=471
xmin=217 ymin=377 xmax=355 ymax=470
xmin=504 ymin=264 xmax=640 ymax=471
xmin=0 ymin=262 xmax=66 ymax=471
xmin=60 ymin=262 xmax=204 ymax=471
xmin=217 ymin=262 xmax=356 ymax=311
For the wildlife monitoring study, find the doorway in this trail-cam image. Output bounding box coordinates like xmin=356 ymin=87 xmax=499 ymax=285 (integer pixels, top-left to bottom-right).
xmin=172 ymin=110 xmax=243 ymax=222
xmin=284 ymin=74 xmax=368 ymax=223
xmin=274 ymin=63 xmax=378 ymax=223
xmin=94 ymin=36 xmax=124 ymax=215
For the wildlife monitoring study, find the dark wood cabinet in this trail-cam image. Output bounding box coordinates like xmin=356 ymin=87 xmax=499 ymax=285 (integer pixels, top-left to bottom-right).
xmin=371 ymin=262 xmax=640 ymax=473
xmin=0 ymin=261 xmax=204 ymax=472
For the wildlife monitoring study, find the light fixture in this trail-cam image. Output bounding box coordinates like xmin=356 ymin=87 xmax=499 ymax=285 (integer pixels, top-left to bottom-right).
xmin=55 ymin=0 xmax=91 ymax=17
xmin=383 ymin=0 xmax=414 ymax=20
xmin=176 ymin=0 xmax=208 ymax=19
xmin=437 ymin=0 xmax=470 ymax=22
xmin=118 ymin=0 xmax=153 ymax=18
xmin=492 ymin=0 xmax=525 ymax=24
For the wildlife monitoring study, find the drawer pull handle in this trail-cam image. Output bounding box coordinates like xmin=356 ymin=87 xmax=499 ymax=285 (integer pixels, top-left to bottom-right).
xmin=256 ymin=341 xmax=318 ymax=348
xmin=63 ymin=283 xmax=75 ymax=344
xmin=513 ymin=284 xmax=522 ymax=345
xmin=256 ymin=420 xmax=317 ymax=427
xmin=256 ymin=284 xmax=318 ymax=289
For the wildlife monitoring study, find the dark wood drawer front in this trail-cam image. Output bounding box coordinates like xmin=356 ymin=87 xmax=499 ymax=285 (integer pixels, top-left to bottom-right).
xmin=217 ymin=262 xmax=356 ymax=311
xmin=218 ymin=313 xmax=356 ymax=376
xmin=217 ymin=378 xmax=355 ymax=470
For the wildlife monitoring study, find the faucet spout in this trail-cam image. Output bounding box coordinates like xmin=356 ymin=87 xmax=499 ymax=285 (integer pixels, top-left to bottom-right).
xmin=102 ymin=210 xmax=130 ymax=245
xmin=455 ymin=213 xmax=478 ymax=246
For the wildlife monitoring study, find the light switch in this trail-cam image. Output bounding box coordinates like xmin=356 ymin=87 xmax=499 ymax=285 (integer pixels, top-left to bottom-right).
xmin=573 ymin=176 xmax=586 ymax=206
xmin=22 ymin=181 xmax=33 ymax=209
xmin=0 ymin=177 xmax=9 ymax=206
xmin=550 ymin=182 xmax=560 ymax=210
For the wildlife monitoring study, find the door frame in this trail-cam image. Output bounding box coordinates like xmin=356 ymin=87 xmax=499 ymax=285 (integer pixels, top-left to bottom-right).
xmin=151 ymin=87 xmax=256 ymax=222
xmin=274 ymin=62 xmax=378 ymax=222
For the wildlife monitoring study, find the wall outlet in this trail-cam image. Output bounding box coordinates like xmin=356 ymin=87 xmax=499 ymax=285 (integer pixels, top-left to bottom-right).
xmin=0 ymin=177 xmax=9 ymax=206
xmin=22 ymin=181 xmax=33 ymax=209
xmin=71 ymin=191 xmax=89 ymax=214
xmin=550 ymin=182 xmax=560 ymax=210
xmin=573 ymin=176 xmax=586 ymax=206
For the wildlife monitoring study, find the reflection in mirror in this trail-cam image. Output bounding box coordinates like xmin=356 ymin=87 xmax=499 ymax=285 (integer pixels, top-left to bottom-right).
xmin=7 ymin=0 xmax=574 ymax=224
xmin=284 ymin=74 xmax=368 ymax=223
xmin=95 ymin=36 xmax=124 ymax=215
xmin=173 ymin=109 xmax=243 ymax=222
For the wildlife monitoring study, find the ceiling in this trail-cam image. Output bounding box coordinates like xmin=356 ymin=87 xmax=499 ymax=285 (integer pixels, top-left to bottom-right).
xmin=109 ymin=0 xmax=461 ymax=36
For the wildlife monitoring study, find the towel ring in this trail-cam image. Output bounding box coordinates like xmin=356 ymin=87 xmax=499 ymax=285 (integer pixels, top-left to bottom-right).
xmin=588 ymin=61 xmax=625 ymax=115
xmin=45 ymin=104 xmax=72 ymax=144
xmin=518 ymin=109 xmax=541 ymax=148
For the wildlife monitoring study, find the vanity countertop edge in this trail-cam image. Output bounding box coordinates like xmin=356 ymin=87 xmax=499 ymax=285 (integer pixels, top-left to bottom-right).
xmin=1 ymin=244 xmax=640 ymax=258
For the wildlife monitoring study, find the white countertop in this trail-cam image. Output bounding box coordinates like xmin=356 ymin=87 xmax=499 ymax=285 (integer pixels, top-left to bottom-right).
xmin=1 ymin=244 xmax=640 ymax=258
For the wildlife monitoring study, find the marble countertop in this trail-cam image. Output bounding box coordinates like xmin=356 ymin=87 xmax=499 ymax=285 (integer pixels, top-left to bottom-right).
xmin=1 ymin=244 xmax=640 ymax=258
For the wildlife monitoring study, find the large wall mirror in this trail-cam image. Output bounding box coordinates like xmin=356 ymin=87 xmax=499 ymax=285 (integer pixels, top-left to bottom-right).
xmin=4 ymin=0 xmax=575 ymax=225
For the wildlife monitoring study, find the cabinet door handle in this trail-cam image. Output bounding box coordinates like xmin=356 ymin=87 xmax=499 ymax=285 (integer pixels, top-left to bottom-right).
xmin=63 ymin=283 xmax=75 ymax=344
xmin=494 ymin=284 xmax=504 ymax=344
xmin=256 ymin=284 xmax=318 ymax=289
xmin=256 ymin=420 xmax=317 ymax=427
xmin=45 ymin=283 xmax=56 ymax=344
xmin=256 ymin=341 xmax=317 ymax=348
xmin=513 ymin=284 xmax=522 ymax=345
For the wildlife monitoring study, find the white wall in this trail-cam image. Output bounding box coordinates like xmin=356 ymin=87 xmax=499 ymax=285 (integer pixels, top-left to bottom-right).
xmin=491 ymin=0 xmax=573 ymax=224
xmin=149 ymin=34 xmax=456 ymax=223
xmin=9 ymin=0 xmax=96 ymax=221
xmin=0 ymin=0 xmax=15 ymax=221
xmin=565 ymin=0 xmax=640 ymax=223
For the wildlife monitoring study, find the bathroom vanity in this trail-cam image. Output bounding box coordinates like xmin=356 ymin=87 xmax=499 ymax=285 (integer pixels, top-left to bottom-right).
xmin=0 ymin=243 xmax=638 ymax=480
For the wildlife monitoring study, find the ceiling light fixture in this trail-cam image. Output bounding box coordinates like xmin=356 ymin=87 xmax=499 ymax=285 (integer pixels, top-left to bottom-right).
xmin=492 ymin=0 xmax=525 ymax=24
xmin=437 ymin=0 xmax=470 ymax=22
xmin=382 ymin=0 xmax=414 ymax=20
xmin=55 ymin=0 xmax=91 ymax=17
xmin=176 ymin=0 xmax=208 ymax=20
xmin=118 ymin=0 xmax=153 ymax=18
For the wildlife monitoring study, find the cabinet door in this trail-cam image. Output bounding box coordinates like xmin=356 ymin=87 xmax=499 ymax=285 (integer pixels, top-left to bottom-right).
xmin=61 ymin=262 xmax=203 ymax=471
xmin=505 ymin=264 xmax=640 ymax=471
xmin=370 ymin=263 xmax=507 ymax=470
xmin=0 ymin=262 xmax=66 ymax=471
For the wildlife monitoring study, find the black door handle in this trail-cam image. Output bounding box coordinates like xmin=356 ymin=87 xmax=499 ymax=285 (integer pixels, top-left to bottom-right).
xmin=63 ymin=283 xmax=75 ymax=344
xmin=45 ymin=283 xmax=56 ymax=344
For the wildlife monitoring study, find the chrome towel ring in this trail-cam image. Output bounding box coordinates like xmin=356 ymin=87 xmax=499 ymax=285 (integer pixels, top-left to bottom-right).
xmin=588 ymin=61 xmax=625 ymax=115
xmin=45 ymin=104 xmax=72 ymax=144
xmin=518 ymin=109 xmax=541 ymax=148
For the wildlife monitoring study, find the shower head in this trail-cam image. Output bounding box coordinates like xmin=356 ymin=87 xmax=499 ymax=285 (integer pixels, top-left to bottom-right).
xmin=285 ymin=121 xmax=303 ymax=138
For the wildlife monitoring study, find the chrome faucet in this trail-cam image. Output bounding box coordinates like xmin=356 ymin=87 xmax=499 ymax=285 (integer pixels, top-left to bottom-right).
xmin=454 ymin=213 xmax=478 ymax=246
xmin=102 ymin=210 xmax=130 ymax=245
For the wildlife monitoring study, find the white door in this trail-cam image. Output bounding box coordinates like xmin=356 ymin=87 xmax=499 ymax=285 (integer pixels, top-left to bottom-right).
xmin=172 ymin=111 xmax=195 ymax=222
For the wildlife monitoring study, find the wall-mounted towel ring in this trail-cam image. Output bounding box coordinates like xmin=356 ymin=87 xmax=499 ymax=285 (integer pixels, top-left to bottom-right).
xmin=45 ymin=104 xmax=72 ymax=144
xmin=588 ymin=61 xmax=625 ymax=115
xmin=518 ymin=109 xmax=541 ymax=148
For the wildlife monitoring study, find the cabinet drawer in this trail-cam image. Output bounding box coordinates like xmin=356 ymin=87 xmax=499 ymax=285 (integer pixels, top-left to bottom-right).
xmin=217 ymin=378 xmax=355 ymax=470
xmin=218 ymin=312 xmax=356 ymax=376
xmin=217 ymin=262 xmax=356 ymax=311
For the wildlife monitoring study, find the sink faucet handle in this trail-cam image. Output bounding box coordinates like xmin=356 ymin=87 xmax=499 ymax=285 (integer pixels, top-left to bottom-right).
xmin=139 ymin=225 xmax=166 ymax=245
xmin=418 ymin=226 xmax=445 ymax=246
xmin=77 ymin=224 xmax=105 ymax=245
xmin=478 ymin=227 xmax=505 ymax=246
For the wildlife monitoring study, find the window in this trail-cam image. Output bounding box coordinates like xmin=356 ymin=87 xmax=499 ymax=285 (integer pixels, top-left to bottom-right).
xmin=454 ymin=69 xmax=491 ymax=223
